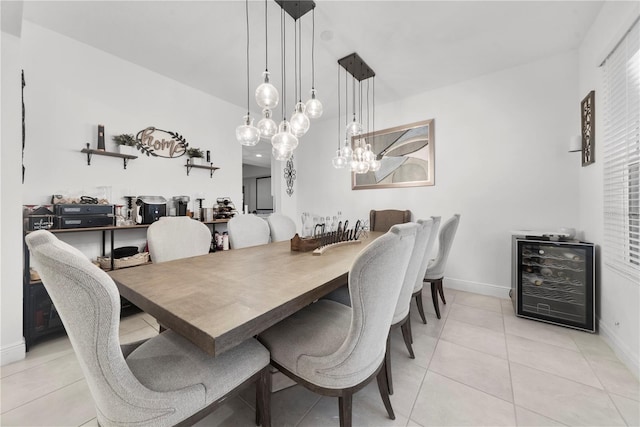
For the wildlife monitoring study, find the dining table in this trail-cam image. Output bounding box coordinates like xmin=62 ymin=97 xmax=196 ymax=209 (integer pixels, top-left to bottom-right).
xmin=108 ymin=231 xmax=382 ymax=357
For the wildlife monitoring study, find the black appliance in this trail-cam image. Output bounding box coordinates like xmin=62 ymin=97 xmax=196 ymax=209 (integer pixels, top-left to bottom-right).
xmin=53 ymin=204 xmax=114 ymax=229
xmin=172 ymin=196 xmax=190 ymax=216
xmin=511 ymin=236 xmax=595 ymax=332
xmin=136 ymin=196 xmax=167 ymax=224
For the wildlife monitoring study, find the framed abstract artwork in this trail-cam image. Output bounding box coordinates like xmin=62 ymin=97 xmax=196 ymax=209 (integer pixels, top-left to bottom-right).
xmin=352 ymin=119 xmax=435 ymax=190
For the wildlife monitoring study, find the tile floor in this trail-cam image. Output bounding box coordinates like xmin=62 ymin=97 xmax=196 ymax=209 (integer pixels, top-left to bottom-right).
xmin=1 ymin=289 xmax=639 ymax=426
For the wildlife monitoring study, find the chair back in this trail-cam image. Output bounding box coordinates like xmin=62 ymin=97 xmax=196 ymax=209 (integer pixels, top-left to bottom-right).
xmin=425 ymin=214 xmax=461 ymax=280
xmin=228 ymin=214 xmax=271 ymax=249
xmin=369 ymin=209 xmax=411 ymax=232
xmin=147 ymin=216 xmax=211 ymax=263
xmin=25 ymin=230 xmax=201 ymax=426
xmin=297 ymin=223 xmax=417 ymax=386
xmin=413 ymin=216 xmax=441 ymax=292
xmin=392 ymin=219 xmax=434 ymax=324
xmin=267 ymin=213 xmax=296 ymax=242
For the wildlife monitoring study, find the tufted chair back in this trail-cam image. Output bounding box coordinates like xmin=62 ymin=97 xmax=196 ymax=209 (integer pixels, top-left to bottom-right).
xmin=369 ymin=209 xmax=411 ymax=232
xmin=296 ymin=223 xmax=417 ymax=387
xmin=147 ymin=216 xmax=211 ymax=263
xmin=25 ymin=230 xmax=205 ymax=426
xmin=267 ymin=213 xmax=296 ymax=242
xmin=425 ymin=214 xmax=461 ymax=280
xmin=228 ymin=214 xmax=271 ymax=249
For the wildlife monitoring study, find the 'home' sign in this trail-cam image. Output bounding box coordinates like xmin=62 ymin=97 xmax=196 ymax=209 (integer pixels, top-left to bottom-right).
xmin=135 ymin=127 xmax=188 ymax=158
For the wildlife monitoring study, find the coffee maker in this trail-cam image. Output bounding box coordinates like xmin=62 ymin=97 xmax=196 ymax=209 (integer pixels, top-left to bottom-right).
xmin=172 ymin=196 xmax=190 ymax=216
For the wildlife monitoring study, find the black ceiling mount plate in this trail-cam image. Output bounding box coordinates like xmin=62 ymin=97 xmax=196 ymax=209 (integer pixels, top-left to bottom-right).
xmin=274 ymin=0 xmax=315 ymax=20
xmin=338 ymin=53 xmax=376 ymax=81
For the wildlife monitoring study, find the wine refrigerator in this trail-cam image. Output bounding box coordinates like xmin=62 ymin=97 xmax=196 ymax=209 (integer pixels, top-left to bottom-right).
xmin=511 ymin=236 xmax=595 ymax=332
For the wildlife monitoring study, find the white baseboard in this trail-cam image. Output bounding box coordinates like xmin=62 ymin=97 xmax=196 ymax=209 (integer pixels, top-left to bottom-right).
xmin=0 ymin=339 xmax=26 ymax=367
xmin=445 ymin=277 xmax=510 ymax=299
xmin=599 ymin=320 xmax=640 ymax=381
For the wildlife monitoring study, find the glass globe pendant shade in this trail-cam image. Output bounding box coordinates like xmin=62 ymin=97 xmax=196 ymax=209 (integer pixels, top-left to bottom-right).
xmin=332 ymin=149 xmax=347 ymax=169
xmin=255 ymin=71 xmax=279 ymax=109
xmin=272 ymin=146 xmax=292 ymax=161
xmin=346 ymin=117 xmax=363 ymax=137
xmin=257 ymin=109 xmax=277 ymax=139
xmin=355 ymin=160 xmax=370 ymax=174
xmin=363 ymin=144 xmax=375 ymax=162
xmin=271 ymin=119 xmax=299 ymax=152
xmin=341 ymin=138 xmax=353 ymax=158
xmin=369 ymin=158 xmax=381 ymax=172
xmin=290 ymin=102 xmax=310 ymax=137
xmin=350 ymin=158 xmax=359 ymax=172
xmin=305 ymin=89 xmax=323 ymax=119
xmin=236 ymin=115 xmax=260 ymax=147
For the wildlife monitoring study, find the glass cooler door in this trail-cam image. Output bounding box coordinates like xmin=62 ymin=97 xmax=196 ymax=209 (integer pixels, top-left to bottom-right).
xmin=516 ymin=239 xmax=595 ymax=332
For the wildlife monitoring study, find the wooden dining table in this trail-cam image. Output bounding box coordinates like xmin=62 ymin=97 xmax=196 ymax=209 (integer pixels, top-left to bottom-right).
xmin=108 ymin=232 xmax=382 ymax=357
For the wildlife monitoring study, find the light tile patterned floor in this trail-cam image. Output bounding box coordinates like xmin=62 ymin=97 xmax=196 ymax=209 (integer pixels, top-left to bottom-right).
xmin=1 ymin=290 xmax=638 ymax=426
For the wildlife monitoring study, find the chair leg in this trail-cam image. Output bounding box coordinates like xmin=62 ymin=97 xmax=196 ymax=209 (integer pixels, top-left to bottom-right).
xmin=407 ymin=313 xmax=414 ymax=344
xmin=255 ymin=367 xmax=271 ymax=427
xmin=400 ymin=319 xmax=415 ymax=359
xmin=376 ymin=362 xmax=396 ymax=421
xmin=437 ymin=278 xmax=446 ymax=304
xmin=414 ymin=290 xmax=427 ymax=324
xmin=338 ymin=392 xmax=353 ymax=427
xmin=431 ymin=281 xmax=441 ymax=319
xmin=385 ymin=334 xmax=393 ymax=395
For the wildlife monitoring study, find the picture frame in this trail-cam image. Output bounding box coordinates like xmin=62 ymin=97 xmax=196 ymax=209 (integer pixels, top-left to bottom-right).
xmin=581 ymin=90 xmax=595 ymax=166
xmin=352 ymin=119 xmax=435 ymax=190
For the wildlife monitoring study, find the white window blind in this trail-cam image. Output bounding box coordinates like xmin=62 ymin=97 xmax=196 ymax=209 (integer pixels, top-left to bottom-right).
xmin=603 ymin=17 xmax=640 ymax=280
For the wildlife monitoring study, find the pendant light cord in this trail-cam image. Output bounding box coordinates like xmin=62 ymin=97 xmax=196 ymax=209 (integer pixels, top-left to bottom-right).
xmin=298 ymin=18 xmax=302 ymax=102
xmin=337 ymin=64 xmax=340 ymax=149
xmin=264 ymin=0 xmax=268 ymax=72
xmin=281 ymin=8 xmax=286 ymax=120
xmin=311 ymin=8 xmax=315 ymax=89
xmin=294 ymin=18 xmax=298 ymax=103
xmin=245 ymin=0 xmax=250 ymax=117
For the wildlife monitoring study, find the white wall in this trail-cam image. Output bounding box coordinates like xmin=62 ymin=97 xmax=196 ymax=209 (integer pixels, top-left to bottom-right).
xmin=577 ymin=1 xmax=640 ymax=379
xmin=18 ymin=21 xmax=245 ymax=257
xmin=1 ymin=21 xmax=247 ymax=364
xmin=1 ymin=31 xmax=27 ymax=365
xmin=297 ymin=52 xmax=581 ymax=298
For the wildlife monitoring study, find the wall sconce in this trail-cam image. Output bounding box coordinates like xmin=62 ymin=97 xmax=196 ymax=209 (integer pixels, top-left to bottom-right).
xmin=568 ymin=135 xmax=582 ymax=153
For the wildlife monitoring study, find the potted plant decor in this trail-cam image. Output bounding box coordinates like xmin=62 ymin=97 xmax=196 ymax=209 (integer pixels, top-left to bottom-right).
xmin=187 ymin=147 xmax=205 ymax=165
xmin=112 ymin=134 xmax=137 ymax=156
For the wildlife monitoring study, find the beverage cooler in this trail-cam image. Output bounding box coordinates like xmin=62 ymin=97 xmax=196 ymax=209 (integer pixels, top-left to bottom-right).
xmin=511 ymin=236 xmax=595 ymax=332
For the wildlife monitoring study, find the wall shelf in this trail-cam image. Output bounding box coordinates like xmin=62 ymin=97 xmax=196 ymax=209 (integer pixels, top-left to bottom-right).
xmin=185 ymin=162 xmax=220 ymax=178
xmin=82 ymin=144 xmax=137 ymax=169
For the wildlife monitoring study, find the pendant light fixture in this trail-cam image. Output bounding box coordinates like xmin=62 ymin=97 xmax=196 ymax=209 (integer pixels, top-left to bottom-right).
xmin=334 ymin=53 xmax=378 ymax=174
xmin=305 ymin=8 xmax=323 ymax=119
xmin=236 ymin=0 xmax=260 ymax=147
xmin=271 ymin=7 xmax=298 ymax=161
xmin=256 ymin=0 xmax=278 ymax=139
xmin=332 ymin=64 xmax=347 ymax=168
xmin=240 ymin=0 xmax=318 ymax=161
xmin=289 ymin=18 xmax=310 ymax=138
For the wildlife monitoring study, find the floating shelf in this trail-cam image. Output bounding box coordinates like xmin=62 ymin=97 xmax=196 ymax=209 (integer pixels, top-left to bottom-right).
xmin=82 ymin=144 xmax=137 ymax=169
xmin=185 ymin=162 xmax=220 ymax=178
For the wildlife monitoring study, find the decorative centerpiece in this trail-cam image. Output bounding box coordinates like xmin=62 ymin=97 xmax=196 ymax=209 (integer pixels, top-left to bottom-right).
xmin=112 ymin=134 xmax=137 ymax=156
xmin=291 ymin=220 xmax=365 ymax=255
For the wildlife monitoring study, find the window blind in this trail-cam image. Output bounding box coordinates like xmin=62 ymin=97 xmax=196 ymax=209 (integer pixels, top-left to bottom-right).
xmin=603 ymin=17 xmax=640 ymax=280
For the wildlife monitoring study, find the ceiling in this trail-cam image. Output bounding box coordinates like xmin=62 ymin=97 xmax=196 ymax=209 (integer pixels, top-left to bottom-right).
xmin=20 ymin=1 xmax=603 ymax=167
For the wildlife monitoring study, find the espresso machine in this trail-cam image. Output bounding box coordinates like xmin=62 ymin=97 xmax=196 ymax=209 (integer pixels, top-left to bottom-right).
xmin=172 ymin=196 xmax=190 ymax=216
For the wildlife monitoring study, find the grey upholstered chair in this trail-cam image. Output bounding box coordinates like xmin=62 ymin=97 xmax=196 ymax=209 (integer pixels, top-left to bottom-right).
xmin=147 ymin=216 xmax=211 ymax=263
xmin=369 ymin=209 xmax=411 ymax=232
xmin=259 ymin=223 xmax=418 ymax=427
xmin=266 ymin=213 xmax=296 ymax=242
xmin=412 ymin=216 xmax=441 ymax=323
xmin=228 ymin=214 xmax=271 ymax=249
xmin=416 ymin=214 xmax=461 ymax=319
xmin=385 ymin=218 xmax=434 ymax=395
xmin=26 ymin=230 xmax=271 ymax=427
